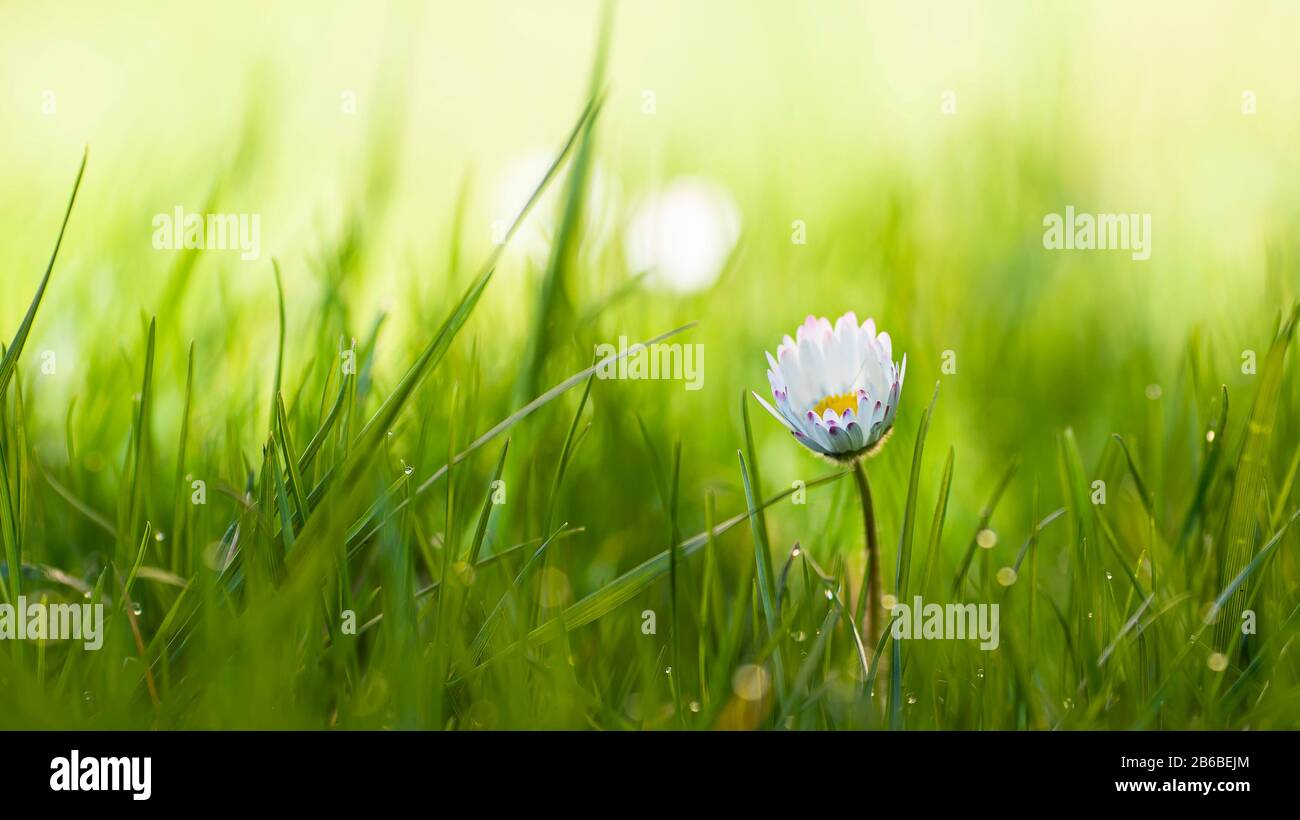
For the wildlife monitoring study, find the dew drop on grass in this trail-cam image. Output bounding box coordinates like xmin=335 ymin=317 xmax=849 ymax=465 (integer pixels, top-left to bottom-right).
xmin=689 ymin=701 xmax=701 ymax=713
xmin=791 ymin=630 xmax=807 ymax=642
xmin=131 ymin=603 xmax=143 ymax=615
xmin=996 ymin=566 xmax=1017 ymax=586
xmin=824 ymin=589 xmax=834 ymax=600
xmin=976 ymin=667 xmax=985 ymax=679
xmin=907 ymin=694 xmax=918 ymax=705
xmin=976 ymin=528 xmax=998 ymax=549
xmin=404 ymin=465 xmax=414 ymax=476
xmin=1208 ymin=652 xmax=1229 ymax=672
xmin=154 ymin=531 xmax=165 ymax=542
xmin=1105 ymin=571 xmax=1113 ymax=580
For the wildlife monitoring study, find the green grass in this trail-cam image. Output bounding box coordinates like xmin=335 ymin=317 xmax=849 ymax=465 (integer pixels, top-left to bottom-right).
xmin=3 ymin=20 xmax=1300 ymax=731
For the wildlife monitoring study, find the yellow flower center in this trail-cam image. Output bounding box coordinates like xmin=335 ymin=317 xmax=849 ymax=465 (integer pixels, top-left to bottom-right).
xmin=812 ymin=392 xmax=857 ymax=418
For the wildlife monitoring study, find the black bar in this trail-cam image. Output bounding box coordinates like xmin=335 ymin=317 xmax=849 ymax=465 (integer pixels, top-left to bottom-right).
xmin=4 ymin=730 xmax=1283 ymax=807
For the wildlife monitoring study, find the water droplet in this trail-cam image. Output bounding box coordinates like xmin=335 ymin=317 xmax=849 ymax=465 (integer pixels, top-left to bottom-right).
xmin=1063 ymin=698 xmax=1075 ymax=710
xmin=1205 ymin=430 xmax=1216 ymax=443
xmin=689 ymin=701 xmax=701 ymax=713
xmin=1087 ymin=611 xmax=1094 ymax=619
xmin=154 ymin=531 xmax=165 ymax=542
xmin=1207 ymin=652 xmax=1229 ymax=672
xmin=976 ymin=668 xmax=985 ymax=679
xmin=790 ymin=630 xmax=807 ymax=642
xmin=906 ymin=694 xmax=918 ymax=705
xmin=664 ymin=666 xmax=672 ymax=676
xmin=996 ymin=566 xmax=1017 ymax=586
xmin=1145 ymin=384 xmax=1162 ymax=400
xmin=790 ymin=546 xmax=801 ymax=558
xmin=824 ymin=589 xmax=834 ymax=600
xmin=976 ymin=528 xmax=998 ymax=549
xmin=131 ymin=602 xmax=143 ymax=616
xmin=404 ymin=465 xmax=414 ymax=476
xmin=1105 ymin=571 xmax=1113 ymax=580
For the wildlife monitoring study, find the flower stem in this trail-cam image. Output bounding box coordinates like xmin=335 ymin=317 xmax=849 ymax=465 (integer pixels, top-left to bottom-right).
xmin=852 ymin=459 xmax=881 ymax=652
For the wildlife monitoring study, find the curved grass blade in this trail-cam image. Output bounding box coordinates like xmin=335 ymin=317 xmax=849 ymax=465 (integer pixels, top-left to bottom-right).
xmin=0 ymin=148 xmax=87 ymax=400
xmin=170 ymin=341 xmax=195 ymax=572
xmin=544 ymin=367 xmax=596 ymax=534
xmin=739 ymin=448 xmax=786 ymax=705
xmin=1112 ymin=433 xmax=1156 ymax=524
xmin=466 ymin=440 xmax=510 ymax=565
xmin=1213 ymin=303 xmax=1298 ymax=649
xmin=1175 ymin=385 xmax=1228 ymax=551
xmin=919 ymin=446 xmax=954 ymax=597
xmin=890 ymin=381 xmax=939 ymax=728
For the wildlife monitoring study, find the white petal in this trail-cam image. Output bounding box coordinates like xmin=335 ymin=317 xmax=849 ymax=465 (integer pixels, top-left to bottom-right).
xmin=877 ymin=331 xmax=892 ymax=362
xmin=843 ymin=421 xmax=867 ymax=451
xmin=752 ymin=392 xmax=795 ymax=433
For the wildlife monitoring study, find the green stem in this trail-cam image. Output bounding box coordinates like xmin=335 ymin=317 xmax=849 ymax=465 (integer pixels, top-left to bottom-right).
xmin=853 ymin=460 xmax=881 ymax=652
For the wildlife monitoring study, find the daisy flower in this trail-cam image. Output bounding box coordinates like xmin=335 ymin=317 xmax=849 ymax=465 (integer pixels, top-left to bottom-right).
xmin=754 ymin=312 xmax=906 ymax=462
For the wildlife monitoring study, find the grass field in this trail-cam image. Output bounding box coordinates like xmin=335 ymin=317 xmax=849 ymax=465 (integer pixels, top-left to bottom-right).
xmin=1 ymin=1 xmax=1299 ymax=730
